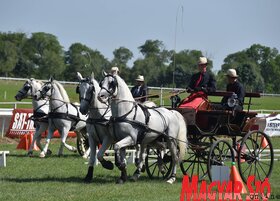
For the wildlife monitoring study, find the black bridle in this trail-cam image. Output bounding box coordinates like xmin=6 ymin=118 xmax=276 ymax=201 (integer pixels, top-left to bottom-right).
xmin=99 ymin=74 xmax=118 ymax=97
xmin=77 ymin=78 xmax=95 ymax=104
xmin=16 ymin=81 xmax=32 ymax=99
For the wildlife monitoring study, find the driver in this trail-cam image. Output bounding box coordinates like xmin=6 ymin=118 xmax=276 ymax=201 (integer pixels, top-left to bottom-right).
xmin=186 ymin=57 xmax=216 ymax=95
xmin=178 ymin=57 xmax=216 ymax=109
xmin=221 ymin=69 xmax=245 ymax=111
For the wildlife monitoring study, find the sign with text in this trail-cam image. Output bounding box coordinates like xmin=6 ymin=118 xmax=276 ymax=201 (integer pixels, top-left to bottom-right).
xmin=264 ymin=115 xmax=280 ymax=137
xmin=6 ymin=109 xmax=76 ymax=138
xmin=6 ymin=108 xmax=35 ymax=137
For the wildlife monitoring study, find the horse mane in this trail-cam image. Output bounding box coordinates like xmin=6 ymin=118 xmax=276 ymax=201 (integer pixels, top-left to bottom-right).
xmin=115 ymin=75 xmax=134 ymax=100
xmin=53 ymin=80 xmax=70 ymax=103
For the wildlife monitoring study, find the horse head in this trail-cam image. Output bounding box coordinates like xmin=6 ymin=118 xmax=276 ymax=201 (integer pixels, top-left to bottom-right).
xmin=98 ymin=71 xmax=118 ymax=103
xmin=34 ymin=78 xmax=53 ymax=101
xmin=77 ymin=72 xmax=97 ymax=115
xmin=15 ymin=78 xmax=43 ymax=101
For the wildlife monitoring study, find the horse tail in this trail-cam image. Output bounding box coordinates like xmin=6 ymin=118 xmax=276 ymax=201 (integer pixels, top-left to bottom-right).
xmin=173 ymin=110 xmax=187 ymax=162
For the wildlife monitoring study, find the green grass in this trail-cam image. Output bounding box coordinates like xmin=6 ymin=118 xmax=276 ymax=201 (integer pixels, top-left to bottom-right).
xmin=0 ymin=140 xmax=184 ymax=201
xmin=0 ymin=137 xmax=280 ymax=201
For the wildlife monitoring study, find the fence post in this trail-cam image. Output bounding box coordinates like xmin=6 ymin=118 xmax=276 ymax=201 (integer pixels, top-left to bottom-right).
xmin=160 ymin=86 xmax=163 ymax=106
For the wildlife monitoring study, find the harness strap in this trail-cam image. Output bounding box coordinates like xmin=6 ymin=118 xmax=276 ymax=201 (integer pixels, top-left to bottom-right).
xmin=29 ymin=111 xmax=48 ymax=123
xmin=86 ymin=118 xmax=109 ymax=126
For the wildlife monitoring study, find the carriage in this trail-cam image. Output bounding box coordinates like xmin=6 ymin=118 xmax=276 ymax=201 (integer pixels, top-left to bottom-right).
xmin=144 ymin=91 xmax=274 ymax=183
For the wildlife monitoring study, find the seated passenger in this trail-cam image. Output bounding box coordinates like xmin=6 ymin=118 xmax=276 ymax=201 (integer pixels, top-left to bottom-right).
xmin=131 ymin=75 xmax=148 ymax=103
xmin=221 ymin=69 xmax=245 ymax=111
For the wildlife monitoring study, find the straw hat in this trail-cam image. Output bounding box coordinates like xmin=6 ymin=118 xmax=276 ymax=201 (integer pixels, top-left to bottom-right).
xmin=225 ymin=69 xmax=238 ymax=78
xmin=135 ymin=75 xmax=144 ymax=82
xmin=111 ymin=66 xmax=119 ymax=73
xmin=198 ymin=57 xmax=208 ymax=65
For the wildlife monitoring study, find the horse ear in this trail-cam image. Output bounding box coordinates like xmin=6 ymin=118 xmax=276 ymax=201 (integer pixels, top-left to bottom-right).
xmin=77 ymin=72 xmax=83 ymax=81
xmin=102 ymin=70 xmax=107 ymax=77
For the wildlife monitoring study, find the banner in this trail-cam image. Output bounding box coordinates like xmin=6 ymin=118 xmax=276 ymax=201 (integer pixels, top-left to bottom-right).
xmin=6 ymin=109 xmax=76 ymax=138
xmin=6 ymin=109 xmax=35 ymax=138
xmin=264 ymin=115 xmax=280 ymax=137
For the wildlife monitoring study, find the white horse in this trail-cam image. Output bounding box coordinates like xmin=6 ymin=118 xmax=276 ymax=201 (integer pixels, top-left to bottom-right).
xmin=34 ymin=78 xmax=88 ymax=157
xmin=15 ymin=78 xmax=51 ymax=157
xmin=98 ymin=73 xmax=187 ymax=184
xmin=77 ymin=72 xmax=122 ymax=183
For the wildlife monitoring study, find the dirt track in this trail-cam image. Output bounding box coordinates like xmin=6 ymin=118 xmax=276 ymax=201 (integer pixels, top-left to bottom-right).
xmin=0 ymin=136 xmax=19 ymax=144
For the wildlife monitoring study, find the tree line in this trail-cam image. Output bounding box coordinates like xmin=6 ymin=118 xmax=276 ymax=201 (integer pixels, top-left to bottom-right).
xmin=1 ymin=32 xmax=280 ymax=93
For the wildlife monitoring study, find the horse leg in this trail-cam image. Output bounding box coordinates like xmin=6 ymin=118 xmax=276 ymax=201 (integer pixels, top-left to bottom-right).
xmin=27 ymin=126 xmax=40 ymax=157
xmin=35 ymin=122 xmax=48 ymax=151
xmin=116 ymin=148 xmax=127 ymax=184
xmin=59 ymin=128 xmax=77 ymax=156
xmin=97 ymin=136 xmax=114 ymax=170
xmin=83 ymin=147 xmax=91 ymax=159
xmin=131 ymin=144 xmax=146 ymax=182
xmin=166 ymin=139 xmax=178 ymax=184
xmin=84 ymin=131 xmax=97 ymax=183
xmin=39 ymin=126 xmax=55 ymax=158
xmin=114 ymin=136 xmax=134 ymax=184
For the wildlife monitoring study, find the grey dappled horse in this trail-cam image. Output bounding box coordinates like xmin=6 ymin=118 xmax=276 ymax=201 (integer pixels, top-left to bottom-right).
xmin=34 ymin=78 xmax=87 ymax=157
xmin=15 ymin=78 xmax=50 ymax=156
xmin=77 ymin=72 xmax=124 ymax=183
xmin=98 ymin=72 xmax=187 ymax=184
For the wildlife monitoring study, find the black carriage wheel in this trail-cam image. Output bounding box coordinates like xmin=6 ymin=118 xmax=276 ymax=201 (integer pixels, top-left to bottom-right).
xmin=145 ymin=147 xmax=173 ymax=179
xmin=180 ymin=136 xmax=216 ymax=181
xmin=237 ymin=131 xmax=274 ymax=183
xmin=76 ymin=131 xmax=89 ymax=156
xmin=207 ymin=140 xmax=235 ymax=182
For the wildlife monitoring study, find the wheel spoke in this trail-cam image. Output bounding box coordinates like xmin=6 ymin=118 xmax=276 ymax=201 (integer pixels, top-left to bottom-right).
xmin=256 ymin=161 xmax=268 ymax=177
xmin=148 ymin=161 xmax=157 ymax=169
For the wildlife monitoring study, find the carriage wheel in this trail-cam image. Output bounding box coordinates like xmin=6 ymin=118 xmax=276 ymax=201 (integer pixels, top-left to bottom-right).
xmin=76 ymin=131 xmax=89 ymax=156
xmin=145 ymin=147 xmax=173 ymax=179
xmin=207 ymin=140 xmax=235 ymax=181
xmin=180 ymin=136 xmax=215 ymax=181
xmin=237 ymin=131 xmax=274 ymax=183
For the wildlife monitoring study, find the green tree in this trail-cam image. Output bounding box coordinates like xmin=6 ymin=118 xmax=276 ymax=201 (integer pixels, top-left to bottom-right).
xmin=23 ymin=32 xmax=65 ymax=79
xmin=111 ymin=47 xmax=133 ymax=80
xmin=0 ymin=32 xmax=27 ymax=76
xmin=64 ymin=43 xmax=110 ymax=81
xmin=167 ymin=50 xmax=214 ymax=88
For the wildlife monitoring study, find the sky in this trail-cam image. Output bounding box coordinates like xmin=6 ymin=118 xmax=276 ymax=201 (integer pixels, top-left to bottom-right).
xmin=0 ymin=0 xmax=280 ymax=72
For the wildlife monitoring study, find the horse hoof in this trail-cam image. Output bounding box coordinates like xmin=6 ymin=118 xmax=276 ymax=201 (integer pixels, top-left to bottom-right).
xmin=101 ymin=160 xmax=114 ymax=170
xmin=116 ymin=178 xmax=125 ymax=184
xmin=46 ymin=149 xmax=52 ymax=156
xmin=130 ymin=174 xmax=140 ymax=182
xmin=27 ymin=151 xmax=33 ymax=157
xmin=166 ymin=177 xmax=176 ymax=184
xmin=84 ymin=176 xmax=92 ymax=184
xmin=39 ymin=152 xmax=46 ymax=158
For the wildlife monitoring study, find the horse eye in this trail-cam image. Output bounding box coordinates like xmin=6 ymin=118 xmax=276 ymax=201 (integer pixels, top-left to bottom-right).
xmin=44 ymin=86 xmax=50 ymax=91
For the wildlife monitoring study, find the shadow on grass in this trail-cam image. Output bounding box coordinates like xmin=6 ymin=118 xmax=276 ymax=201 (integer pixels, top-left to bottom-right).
xmin=3 ymin=174 xmax=182 ymax=185
xmin=3 ymin=175 xmax=115 ymax=184
xmin=8 ymin=153 xmax=82 ymax=158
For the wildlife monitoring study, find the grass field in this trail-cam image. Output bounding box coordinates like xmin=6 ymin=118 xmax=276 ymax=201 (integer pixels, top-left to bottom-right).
xmin=0 ymin=79 xmax=280 ymax=200
xmin=0 ymin=137 xmax=280 ymax=201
